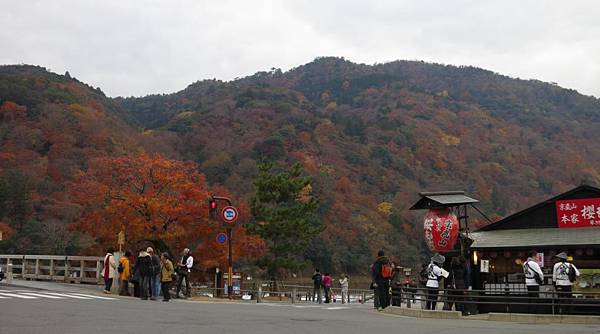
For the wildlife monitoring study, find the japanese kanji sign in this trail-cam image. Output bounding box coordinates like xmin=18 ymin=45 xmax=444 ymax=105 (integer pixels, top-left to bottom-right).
xmin=556 ymin=198 xmax=600 ymax=228
xmin=423 ymin=208 xmax=459 ymax=251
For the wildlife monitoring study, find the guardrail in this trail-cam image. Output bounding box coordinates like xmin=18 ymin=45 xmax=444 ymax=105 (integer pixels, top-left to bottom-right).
xmin=187 ymin=283 xmax=374 ymax=305
xmin=0 ymin=254 xmax=104 ymax=284
xmin=394 ymin=286 xmax=600 ymax=316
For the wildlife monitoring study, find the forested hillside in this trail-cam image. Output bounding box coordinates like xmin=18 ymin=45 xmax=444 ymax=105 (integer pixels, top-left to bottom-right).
xmin=2 ymin=58 xmax=600 ymax=274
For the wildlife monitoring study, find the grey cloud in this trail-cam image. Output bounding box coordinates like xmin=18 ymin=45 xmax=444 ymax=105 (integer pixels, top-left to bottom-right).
xmin=1 ymin=0 xmax=598 ymax=97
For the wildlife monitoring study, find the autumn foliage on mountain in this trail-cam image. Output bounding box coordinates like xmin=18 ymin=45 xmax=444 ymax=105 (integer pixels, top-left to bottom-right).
xmin=2 ymin=58 xmax=600 ymax=273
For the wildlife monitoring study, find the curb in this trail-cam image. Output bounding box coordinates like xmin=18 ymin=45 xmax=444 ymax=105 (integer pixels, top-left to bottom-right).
xmin=381 ymin=306 xmax=600 ymax=325
xmin=488 ymin=313 xmax=600 ymax=325
xmin=383 ymin=306 xmax=461 ymax=319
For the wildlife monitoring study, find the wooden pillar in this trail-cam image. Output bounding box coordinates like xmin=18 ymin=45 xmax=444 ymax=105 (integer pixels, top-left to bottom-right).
xmin=79 ymin=260 xmax=84 ymax=283
xmin=35 ymin=259 xmax=40 ymax=279
xmin=49 ymin=259 xmax=54 ymax=280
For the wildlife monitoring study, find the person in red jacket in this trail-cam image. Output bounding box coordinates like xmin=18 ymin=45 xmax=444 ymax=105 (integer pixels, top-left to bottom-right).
xmin=322 ymin=273 xmax=332 ymax=303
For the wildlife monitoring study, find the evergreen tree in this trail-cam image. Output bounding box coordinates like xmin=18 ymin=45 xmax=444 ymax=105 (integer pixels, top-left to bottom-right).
xmin=249 ymin=162 xmax=322 ymax=279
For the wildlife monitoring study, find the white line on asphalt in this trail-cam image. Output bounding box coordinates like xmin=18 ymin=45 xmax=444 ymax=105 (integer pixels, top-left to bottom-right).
xmin=0 ymin=296 xmax=9 ymax=299
xmin=67 ymin=293 xmax=117 ymax=300
xmin=0 ymin=292 xmax=37 ymax=299
xmin=43 ymin=292 xmax=93 ymax=299
xmin=326 ymin=307 xmax=350 ymax=310
xmin=19 ymin=292 xmax=65 ymax=299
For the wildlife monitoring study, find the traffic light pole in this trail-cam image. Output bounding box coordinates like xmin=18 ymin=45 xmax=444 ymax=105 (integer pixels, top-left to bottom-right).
xmin=210 ymin=195 xmax=234 ymax=299
xmin=227 ymin=226 xmax=233 ymax=300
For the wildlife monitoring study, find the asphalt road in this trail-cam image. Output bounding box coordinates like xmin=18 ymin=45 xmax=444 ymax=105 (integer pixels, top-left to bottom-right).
xmin=0 ymin=284 xmax=599 ymax=334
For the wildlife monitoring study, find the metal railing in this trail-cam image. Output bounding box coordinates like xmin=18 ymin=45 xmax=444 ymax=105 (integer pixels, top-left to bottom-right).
xmin=0 ymin=254 xmax=104 ymax=284
xmin=393 ymin=286 xmax=600 ymax=316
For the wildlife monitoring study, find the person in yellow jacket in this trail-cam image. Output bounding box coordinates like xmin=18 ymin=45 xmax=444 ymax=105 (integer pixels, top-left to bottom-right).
xmin=118 ymin=250 xmax=132 ymax=296
xmin=160 ymin=252 xmax=175 ymax=302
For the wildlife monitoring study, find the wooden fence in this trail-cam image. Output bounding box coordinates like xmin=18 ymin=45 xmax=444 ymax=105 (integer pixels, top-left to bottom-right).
xmin=0 ymin=254 xmax=104 ymax=284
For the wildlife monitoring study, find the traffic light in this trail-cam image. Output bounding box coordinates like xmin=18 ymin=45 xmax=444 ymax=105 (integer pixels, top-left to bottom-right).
xmin=208 ymin=196 xmax=218 ymax=219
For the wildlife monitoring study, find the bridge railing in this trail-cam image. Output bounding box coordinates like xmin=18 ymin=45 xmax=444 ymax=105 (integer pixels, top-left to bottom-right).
xmin=0 ymin=254 xmax=104 ymax=284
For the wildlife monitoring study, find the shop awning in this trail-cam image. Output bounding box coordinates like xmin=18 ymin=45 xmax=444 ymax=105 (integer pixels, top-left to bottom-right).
xmin=410 ymin=191 xmax=479 ymax=210
xmin=469 ymin=227 xmax=600 ymax=249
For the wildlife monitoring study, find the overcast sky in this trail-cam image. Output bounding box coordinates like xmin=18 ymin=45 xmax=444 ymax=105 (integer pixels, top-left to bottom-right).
xmin=2 ymin=1 xmax=599 ymax=98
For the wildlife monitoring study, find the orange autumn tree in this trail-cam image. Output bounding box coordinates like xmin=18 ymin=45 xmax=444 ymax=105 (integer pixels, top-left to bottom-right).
xmin=68 ymin=153 xmax=264 ymax=266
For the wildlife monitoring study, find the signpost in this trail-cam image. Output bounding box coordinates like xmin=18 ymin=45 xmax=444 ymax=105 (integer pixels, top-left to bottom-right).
xmin=117 ymin=230 xmax=125 ymax=252
xmin=209 ymin=195 xmax=238 ymax=299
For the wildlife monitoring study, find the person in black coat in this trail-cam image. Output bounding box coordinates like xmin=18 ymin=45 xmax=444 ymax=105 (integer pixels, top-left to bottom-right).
xmin=371 ymin=250 xmax=391 ymax=311
xmin=136 ymin=249 xmax=153 ymax=300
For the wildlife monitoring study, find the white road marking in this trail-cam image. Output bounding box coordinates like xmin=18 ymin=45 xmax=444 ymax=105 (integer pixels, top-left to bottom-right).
xmin=67 ymin=293 xmax=117 ymax=300
xmin=19 ymin=292 xmax=65 ymax=299
xmin=43 ymin=292 xmax=93 ymax=299
xmin=0 ymin=292 xmax=37 ymax=299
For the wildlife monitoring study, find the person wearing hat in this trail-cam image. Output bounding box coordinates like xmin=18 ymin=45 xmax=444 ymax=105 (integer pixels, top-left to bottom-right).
xmin=523 ymin=250 xmax=544 ymax=313
xmin=425 ymin=254 xmax=445 ymax=310
xmin=553 ymin=252 xmax=580 ymax=314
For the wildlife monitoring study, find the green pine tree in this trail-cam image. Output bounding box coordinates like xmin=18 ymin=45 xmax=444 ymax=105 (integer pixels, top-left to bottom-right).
xmin=248 ymin=162 xmax=323 ymax=279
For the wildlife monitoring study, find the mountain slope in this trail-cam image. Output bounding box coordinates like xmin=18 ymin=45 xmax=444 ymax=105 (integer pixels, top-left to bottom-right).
xmin=117 ymin=57 xmax=600 ymax=271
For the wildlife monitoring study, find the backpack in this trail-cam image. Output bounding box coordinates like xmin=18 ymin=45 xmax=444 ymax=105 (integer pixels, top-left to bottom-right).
xmin=117 ymin=262 xmax=124 ymax=274
xmin=419 ymin=266 xmax=429 ymax=285
xmin=313 ymin=273 xmax=322 ymax=286
xmin=568 ymin=263 xmax=577 ymax=283
xmin=524 ymin=261 xmax=543 ymax=285
xmin=381 ymin=262 xmax=393 ymax=279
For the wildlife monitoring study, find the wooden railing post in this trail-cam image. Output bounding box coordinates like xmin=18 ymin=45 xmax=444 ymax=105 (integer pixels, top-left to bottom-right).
xmin=35 ymin=258 xmax=40 ymax=279
xmin=79 ymin=259 xmax=84 ymax=282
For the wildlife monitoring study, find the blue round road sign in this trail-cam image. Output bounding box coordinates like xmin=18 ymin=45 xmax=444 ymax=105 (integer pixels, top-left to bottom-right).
xmin=216 ymin=233 xmax=227 ymax=244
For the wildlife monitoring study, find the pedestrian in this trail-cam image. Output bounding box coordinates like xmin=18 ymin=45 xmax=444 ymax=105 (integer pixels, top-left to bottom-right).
xmin=118 ymin=250 xmax=132 ymax=296
xmin=425 ymin=254 xmax=444 ymax=310
xmin=553 ymin=252 xmax=580 ymax=314
xmin=371 ymin=250 xmax=393 ymax=311
xmin=147 ymin=247 xmax=161 ymax=300
xmin=311 ymin=269 xmax=323 ymax=304
xmin=322 ymin=272 xmax=332 ymax=303
xmin=136 ymin=248 xmax=152 ymax=300
xmin=176 ymin=248 xmax=193 ymax=299
xmin=447 ymin=256 xmax=469 ymax=314
xmin=160 ymin=252 xmax=175 ymax=302
xmin=523 ymin=250 xmax=544 ymax=314
xmin=102 ymin=248 xmax=116 ymax=294
xmin=339 ymin=274 xmax=349 ymax=304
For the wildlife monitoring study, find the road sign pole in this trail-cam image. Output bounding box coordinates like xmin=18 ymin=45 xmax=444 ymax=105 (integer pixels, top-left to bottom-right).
xmin=227 ymin=226 xmax=233 ymax=299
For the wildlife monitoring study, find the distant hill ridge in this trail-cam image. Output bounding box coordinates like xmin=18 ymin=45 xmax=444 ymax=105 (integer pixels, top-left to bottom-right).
xmin=1 ymin=58 xmax=599 ymax=271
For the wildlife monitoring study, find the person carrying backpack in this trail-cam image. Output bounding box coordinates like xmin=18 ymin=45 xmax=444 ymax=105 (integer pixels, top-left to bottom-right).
xmin=311 ymin=269 xmax=323 ymax=304
xmin=523 ymin=250 xmax=544 ymax=313
xmin=371 ymin=250 xmax=393 ymax=311
xmin=553 ymin=252 xmax=580 ymax=314
xmin=425 ymin=254 xmax=444 ymax=310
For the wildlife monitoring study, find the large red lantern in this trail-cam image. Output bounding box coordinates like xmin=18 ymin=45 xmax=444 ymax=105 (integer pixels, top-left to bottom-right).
xmin=423 ymin=208 xmax=459 ymax=252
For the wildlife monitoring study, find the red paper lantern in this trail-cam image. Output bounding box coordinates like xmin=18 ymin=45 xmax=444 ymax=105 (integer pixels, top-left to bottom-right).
xmin=423 ymin=208 xmax=459 ymax=252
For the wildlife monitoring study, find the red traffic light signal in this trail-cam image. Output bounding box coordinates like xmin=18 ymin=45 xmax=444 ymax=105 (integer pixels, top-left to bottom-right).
xmin=208 ymin=196 xmax=218 ymax=218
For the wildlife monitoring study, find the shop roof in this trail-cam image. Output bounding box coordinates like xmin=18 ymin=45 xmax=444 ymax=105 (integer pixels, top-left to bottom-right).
xmin=410 ymin=191 xmax=479 ymax=210
xmin=470 ymin=227 xmax=600 ymax=249
xmin=478 ymin=184 xmax=600 ymax=231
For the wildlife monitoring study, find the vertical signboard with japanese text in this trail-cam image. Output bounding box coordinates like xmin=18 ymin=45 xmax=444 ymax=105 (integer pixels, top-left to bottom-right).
xmin=556 ymin=198 xmax=600 ymax=228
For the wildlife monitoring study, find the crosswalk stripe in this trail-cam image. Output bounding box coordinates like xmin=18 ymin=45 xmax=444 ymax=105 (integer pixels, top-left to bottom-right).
xmin=20 ymin=292 xmax=65 ymax=299
xmin=43 ymin=292 xmax=93 ymax=299
xmin=68 ymin=293 xmax=117 ymax=300
xmin=0 ymin=296 xmax=9 ymax=299
xmin=0 ymin=292 xmax=37 ymax=299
